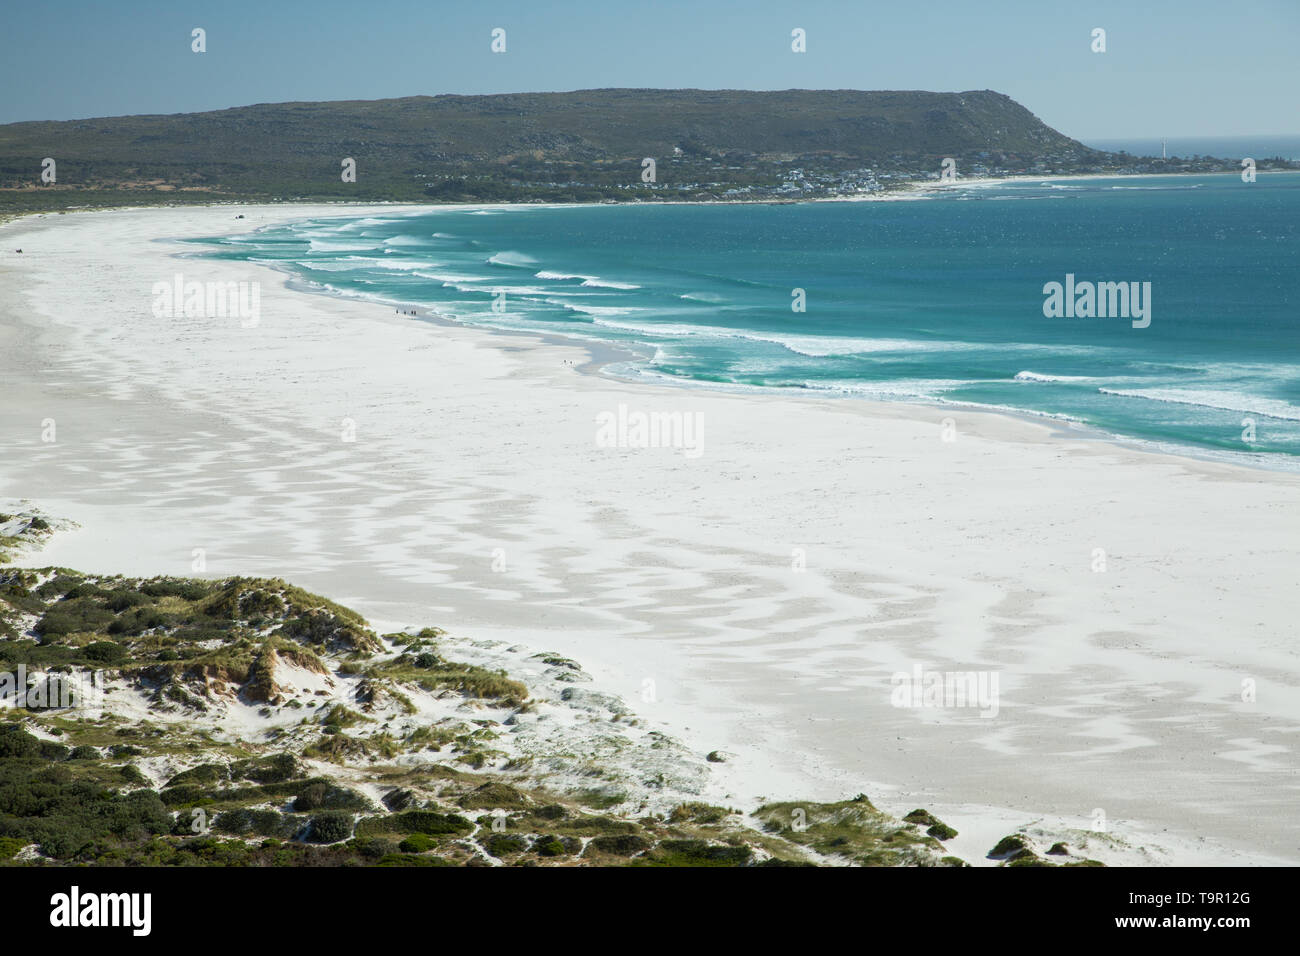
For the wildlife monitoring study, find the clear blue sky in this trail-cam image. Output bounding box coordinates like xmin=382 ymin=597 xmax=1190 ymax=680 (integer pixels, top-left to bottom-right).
xmin=3 ymin=0 xmax=1296 ymax=138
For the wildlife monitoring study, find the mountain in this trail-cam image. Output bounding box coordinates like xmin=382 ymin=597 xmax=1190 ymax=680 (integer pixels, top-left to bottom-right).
xmin=0 ymin=88 xmax=1102 ymax=209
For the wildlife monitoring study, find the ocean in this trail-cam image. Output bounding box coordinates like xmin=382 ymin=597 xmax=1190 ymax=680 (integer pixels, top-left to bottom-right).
xmin=196 ymin=171 xmax=1300 ymax=468
xmin=1083 ymin=135 xmax=1300 ymax=161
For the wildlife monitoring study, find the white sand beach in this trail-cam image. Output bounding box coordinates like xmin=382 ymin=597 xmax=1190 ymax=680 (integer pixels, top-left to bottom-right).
xmin=2 ymin=204 xmax=1297 ymax=866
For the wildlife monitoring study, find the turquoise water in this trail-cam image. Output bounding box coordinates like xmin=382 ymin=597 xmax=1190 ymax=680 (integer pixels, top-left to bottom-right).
xmin=197 ymin=172 xmax=1300 ymax=467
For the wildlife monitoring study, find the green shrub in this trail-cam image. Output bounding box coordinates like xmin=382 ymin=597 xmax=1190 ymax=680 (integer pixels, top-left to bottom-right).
xmin=355 ymin=810 xmax=472 ymax=838
xmin=230 ymin=753 xmax=298 ymax=784
xmin=989 ymin=834 xmax=1031 ymax=858
xmin=106 ymin=591 xmax=149 ymax=612
xmin=141 ymin=579 xmax=212 ymax=601
xmin=293 ymin=781 xmax=370 ymax=813
xmin=485 ymin=833 xmax=529 ymax=857
xmin=0 ymin=724 xmax=41 ymax=758
xmin=398 ymin=833 xmax=435 ymax=853
xmin=164 ymin=763 xmax=227 ymax=789
xmin=653 ymin=839 xmax=752 ymax=866
xmin=307 ymin=811 xmax=354 ymax=844
xmin=376 ymin=853 xmax=456 ymax=867
xmin=350 ymin=836 xmax=398 ymax=860
xmin=160 ymin=784 xmax=210 ymax=807
xmin=533 ymin=836 xmax=579 ymax=857
xmin=214 ymin=808 xmax=301 ymax=839
xmin=588 ymin=834 xmax=651 ymax=857
xmin=457 ymin=782 xmax=529 ymax=810
xmin=382 ymin=788 xmax=413 ymax=811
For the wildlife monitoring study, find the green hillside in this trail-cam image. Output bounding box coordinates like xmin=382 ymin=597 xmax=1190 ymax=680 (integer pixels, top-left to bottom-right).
xmin=0 ymin=88 xmax=1101 ymax=210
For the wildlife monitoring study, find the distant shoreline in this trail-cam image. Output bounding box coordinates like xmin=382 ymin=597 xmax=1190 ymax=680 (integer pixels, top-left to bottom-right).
xmin=0 ymin=168 xmax=1265 ymax=227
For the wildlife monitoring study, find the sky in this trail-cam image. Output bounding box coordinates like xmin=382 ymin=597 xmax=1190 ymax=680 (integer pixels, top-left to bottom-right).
xmin=2 ymin=0 xmax=1296 ymax=139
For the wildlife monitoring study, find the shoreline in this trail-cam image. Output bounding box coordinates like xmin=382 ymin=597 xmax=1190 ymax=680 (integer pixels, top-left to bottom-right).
xmin=2 ymin=204 xmax=1298 ymax=866
xmin=0 ymin=166 xmax=1246 ymax=225
xmin=203 ymin=184 xmax=1298 ymax=478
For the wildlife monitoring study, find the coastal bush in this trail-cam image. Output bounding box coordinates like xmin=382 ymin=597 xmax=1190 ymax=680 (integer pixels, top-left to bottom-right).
xmin=457 ymin=782 xmax=529 ymax=810
xmin=989 ymin=834 xmax=1032 ymax=859
xmin=159 ymin=784 xmax=211 ymax=807
xmin=557 ymin=815 xmax=638 ymax=837
xmin=36 ymin=603 xmax=114 ymax=637
xmin=533 ymin=836 xmax=581 ymax=857
xmin=214 ymin=808 xmax=301 ymax=839
xmin=649 ymin=839 xmax=752 ymax=867
xmin=367 ymin=656 xmax=527 ymax=703
xmin=107 ymin=609 xmax=169 ymax=637
xmin=276 ymin=609 xmax=378 ymax=655
xmin=576 ymin=788 xmax=627 ymax=810
xmin=484 ymin=833 xmax=529 ymax=857
xmin=140 ymin=579 xmax=213 ymax=601
xmin=587 ymin=834 xmax=651 ymax=857
xmin=349 ymin=836 xmax=398 ymax=860
xmin=319 ymin=705 xmax=368 ymax=733
xmin=59 ymin=583 xmax=108 ymax=602
xmin=164 ymin=763 xmax=227 ymax=788
xmin=35 ymin=575 xmax=82 ymax=599
xmin=306 ymin=811 xmax=354 ymax=844
xmin=354 ymin=810 xmax=472 ymax=839
xmin=230 ymin=753 xmax=298 ymax=784
xmin=382 ymin=788 xmax=413 ymax=811
xmin=0 ymin=724 xmax=42 ymax=758
xmin=668 ymin=803 xmax=734 ymax=825
xmin=376 ymin=853 xmax=456 ymax=867
xmin=0 ymin=753 xmax=171 ymax=861
xmin=398 ymin=833 xmax=435 ymax=853
xmin=106 ymin=591 xmax=149 ymax=612
xmin=293 ymin=781 xmax=371 ymax=813
xmin=755 ymin=798 xmax=933 ymax=866
xmin=302 ymin=734 xmax=371 ymax=764
xmin=1 ymin=581 xmax=46 ymax=616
